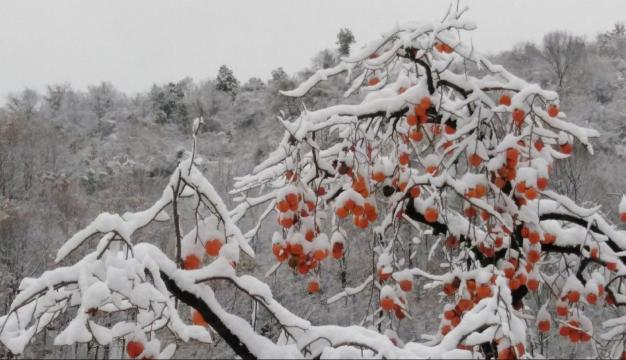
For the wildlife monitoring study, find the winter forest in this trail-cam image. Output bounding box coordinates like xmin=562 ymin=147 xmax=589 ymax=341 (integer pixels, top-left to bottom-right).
xmin=1 ymin=2 xmax=626 ymax=359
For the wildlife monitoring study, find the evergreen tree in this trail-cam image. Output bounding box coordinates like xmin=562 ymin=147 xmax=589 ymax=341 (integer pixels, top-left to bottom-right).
xmin=149 ymin=82 xmax=188 ymax=128
xmin=336 ymin=28 xmax=355 ymax=56
xmin=215 ymin=65 xmax=240 ymax=97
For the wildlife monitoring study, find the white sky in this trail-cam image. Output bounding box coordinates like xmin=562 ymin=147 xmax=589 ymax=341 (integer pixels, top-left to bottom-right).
xmin=0 ymin=0 xmax=625 ymax=101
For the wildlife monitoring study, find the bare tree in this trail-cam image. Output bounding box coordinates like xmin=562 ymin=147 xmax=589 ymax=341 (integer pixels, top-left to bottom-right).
xmin=541 ymin=31 xmax=586 ymax=91
xmin=552 ymin=146 xmax=590 ymax=203
xmin=87 ymin=82 xmax=117 ymax=120
xmin=44 ymin=83 xmax=71 ymax=114
xmin=6 ymin=88 xmax=40 ymax=120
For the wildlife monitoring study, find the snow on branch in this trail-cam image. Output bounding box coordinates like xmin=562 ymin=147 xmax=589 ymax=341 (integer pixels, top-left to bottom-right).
xmin=227 ymin=5 xmax=626 ymax=358
xmin=4 ymin=4 xmax=626 ymax=359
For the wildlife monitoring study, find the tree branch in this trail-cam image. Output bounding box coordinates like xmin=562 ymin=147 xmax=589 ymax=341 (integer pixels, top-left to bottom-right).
xmin=159 ymin=271 xmax=256 ymax=359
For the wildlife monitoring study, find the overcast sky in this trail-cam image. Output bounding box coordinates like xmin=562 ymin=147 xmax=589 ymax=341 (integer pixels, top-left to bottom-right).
xmin=1 ymin=0 xmax=625 ymax=101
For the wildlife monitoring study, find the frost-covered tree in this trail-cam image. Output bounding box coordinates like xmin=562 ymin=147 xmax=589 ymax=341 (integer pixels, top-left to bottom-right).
xmin=216 ymin=65 xmax=240 ymax=97
xmin=541 ymin=31 xmax=586 ymax=91
xmin=3 ymin=6 xmax=626 ymax=360
xmin=149 ymin=82 xmax=189 ymax=128
xmin=6 ymin=88 xmax=40 ymax=121
xmin=337 ymin=28 xmax=356 ymax=56
xmin=242 ymin=77 xmax=266 ymax=92
xmin=44 ymin=84 xmax=72 ymax=114
xmin=268 ymin=67 xmax=298 ymax=116
xmin=88 ymin=82 xmax=118 ymax=120
xmin=311 ymin=49 xmax=339 ymax=71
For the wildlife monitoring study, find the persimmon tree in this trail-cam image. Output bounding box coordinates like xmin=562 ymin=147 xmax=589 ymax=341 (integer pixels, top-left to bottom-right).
xmin=2 ymin=5 xmax=626 ymax=359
